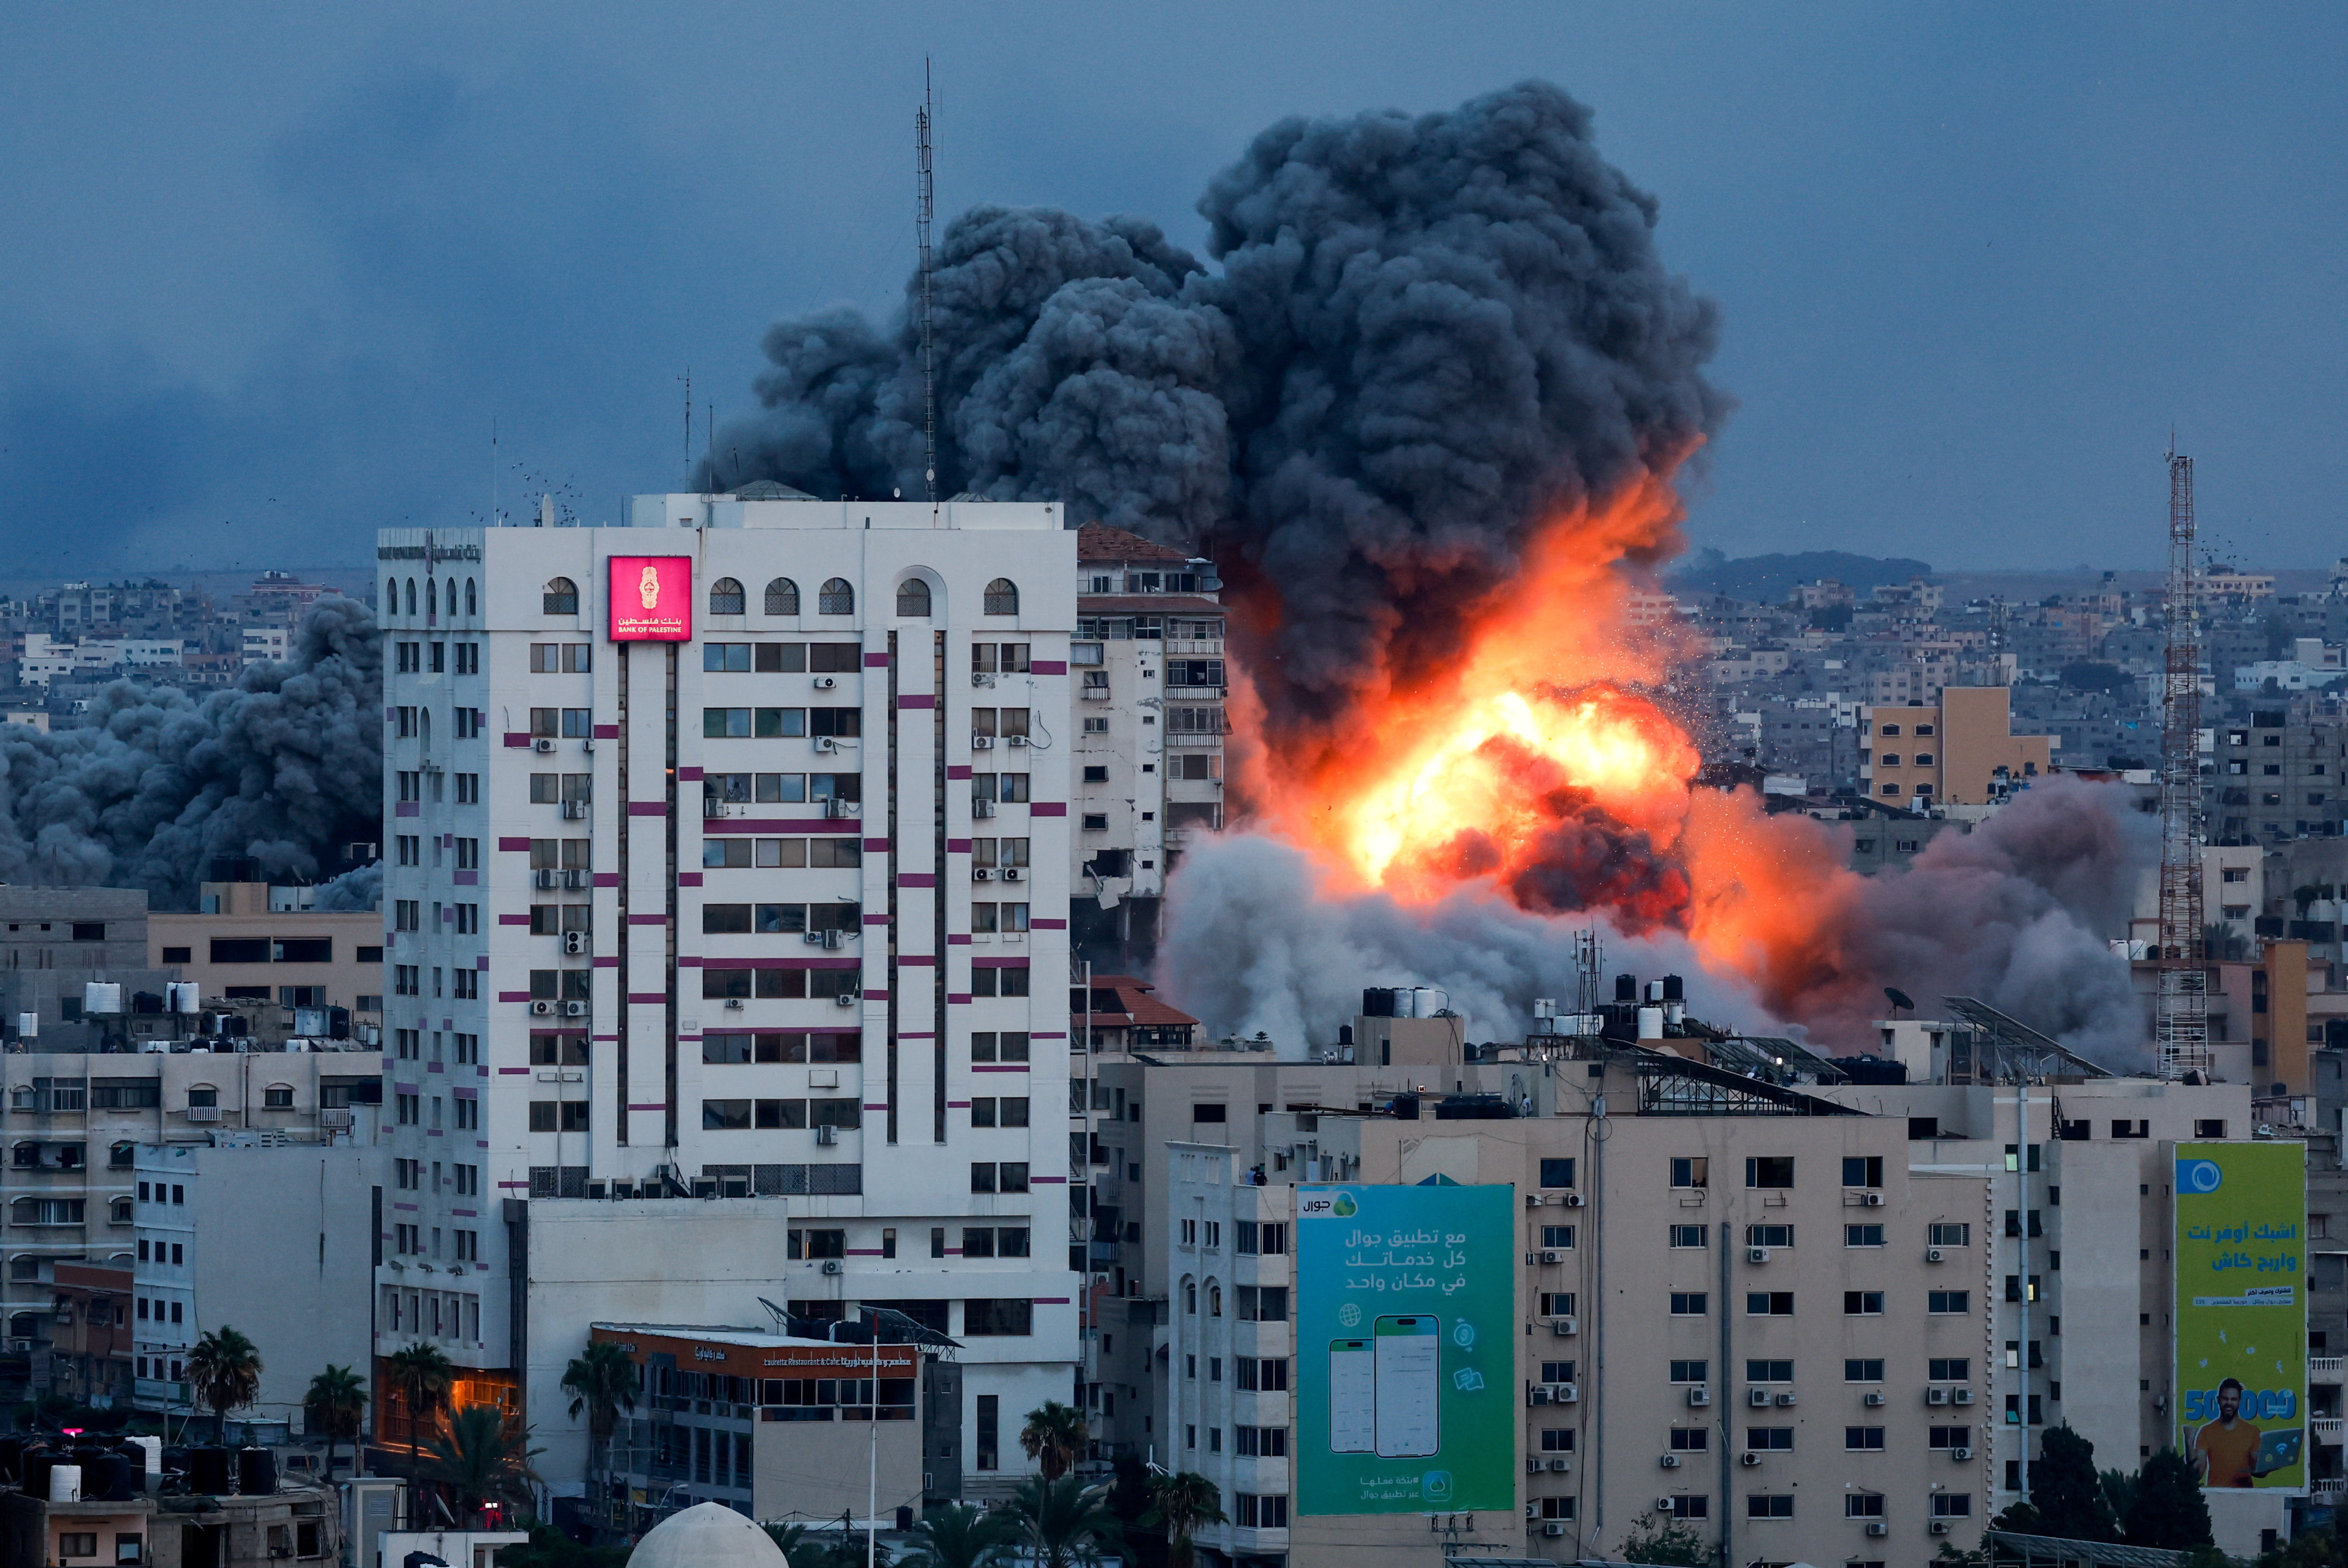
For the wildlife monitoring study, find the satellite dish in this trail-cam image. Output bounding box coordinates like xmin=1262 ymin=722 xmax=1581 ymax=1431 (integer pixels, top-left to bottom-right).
xmin=1884 ymin=988 xmax=1916 ymax=1013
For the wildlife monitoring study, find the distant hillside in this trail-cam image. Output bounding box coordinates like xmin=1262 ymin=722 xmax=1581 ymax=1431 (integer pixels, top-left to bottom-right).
xmin=1668 ymin=548 xmax=1934 ymax=604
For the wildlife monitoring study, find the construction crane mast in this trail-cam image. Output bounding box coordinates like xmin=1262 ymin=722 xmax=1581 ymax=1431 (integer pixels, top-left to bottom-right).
xmin=2156 ymin=448 xmax=2209 ymax=1080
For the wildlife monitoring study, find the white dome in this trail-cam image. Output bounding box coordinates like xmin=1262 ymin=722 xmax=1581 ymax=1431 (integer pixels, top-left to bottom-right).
xmin=628 ymin=1502 xmax=788 ymax=1568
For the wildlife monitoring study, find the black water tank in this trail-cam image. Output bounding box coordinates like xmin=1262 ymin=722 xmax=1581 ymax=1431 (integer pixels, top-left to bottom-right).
xmin=188 ymin=1446 xmax=232 ymax=1495
xmin=1614 ymin=973 xmax=1637 ymax=1002
xmin=79 ymin=1450 xmax=135 ymax=1502
xmin=1661 ymin=974 xmax=1684 ymax=1002
xmin=236 ymin=1447 xmax=276 ymax=1496
xmin=1389 ymin=1093 xmax=1420 ymax=1121
xmin=1360 ymin=988 xmax=1397 ymax=1017
xmin=0 ymin=1436 xmax=25 ymax=1484
xmin=20 ymin=1448 xmax=54 ymax=1500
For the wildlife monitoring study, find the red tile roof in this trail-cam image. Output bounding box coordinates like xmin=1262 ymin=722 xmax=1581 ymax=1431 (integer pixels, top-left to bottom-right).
xmin=1077 ymin=522 xmax=1192 ymax=566
xmin=1079 ymin=974 xmax=1200 ymax=1028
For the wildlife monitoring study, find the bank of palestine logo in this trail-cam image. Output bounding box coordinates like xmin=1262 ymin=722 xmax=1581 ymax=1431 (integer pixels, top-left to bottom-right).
xmin=639 ymin=563 xmax=661 ymax=610
xmin=1331 ymin=1191 xmax=1358 ymax=1217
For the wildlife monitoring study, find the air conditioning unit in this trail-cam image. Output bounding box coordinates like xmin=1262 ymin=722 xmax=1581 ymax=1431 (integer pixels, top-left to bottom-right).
xmin=723 ymin=998 xmax=744 ymax=1010
xmin=1930 ymin=1521 xmax=1951 ymax=1536
xmin=822 ymin=929 xmax=845 ymax=950
xmin=1864 ymin=1391 xmax=1886 ymax=1407
xmin=1866 ymin=1521 xmax=1889 ymax=1538
xmin=533 ymin=869 xmax=559 ymax=889
xmin=816 ymin=1125 xmax=839 ymax=1146
xmin=1563 ymin=1193 xmax=1586 ymax=1208
xmin=813 ymin=674 xmax=839 ymax=689
xmin=563 ymin=869 xmax=590 ymax=889
xmin=971 ymin=673 xmax=993 ymax=688
xmin=563 ymin=932 xmax=590 ymax=955
xmin=531 ymin=1001 xmax=555 ymax=1017
xmin=562 ymin=801 xmax=589 ymax=819
xmin=1526 ymin=1457 xmax=1545 ymax=1475
xmin=972 ymin=735 xmax=994 ymax=749
xmin=1552 ymin=1317 xmax=1578 ymax=1337
xmin=561 ymin=1001 xmax=588 ymax=1017
xmin=1952 ymin=1446 xmax=1974 ymax=1461
xmin=1525 ymin=1194 xmax=1544 ymax=1209
xmin=1553 ymin=1383 xmax=1579 ymax=1403
xmin=1774 ymin=1392 xmax=1796 ymax=1408
xmin=1527 ymin=1387 xmax=1552 ymax=1407
xmin=974 ymin=799 xmax=996 ymax=818
xmin=1655 ymin=1498 xmax=1676 ymax=1514
xmin=1925 ymin=1247 xmax=1946 ymax=1264
xmin=835 ymin=990 xmax=859 ymax=1007
xmin=1659 ymin=1453 xmax=1681 ymax=1470
xmin=1687 ymin=1387 xmax=1710 ymax=1408
xmin=1747 ymin=1246 xmax=1770 ymax=1264
xmin=820 ymin=1258 xmax=843 ymax=1275
xmin=803 ymin=930 xmax=825 ymax=945
xmin=1541 ymin=1523 xmax=1566 ymax=1539
xmin=1748 ymin=1386 xmax=1772 ymax=1407
xmin=1863 ymin=1192 xmax=1884 ymax=1206
xmin=702 ymin=797 xmax=725 ymax=817
xmin=1002 ymin=867 xmax=1022 ymax=882
xmin=816 ymin=737 xmax=840 ymax=753
xmin=1740 ymin=1451 xmax=1762 ymax=1468
xmin=1540 ymin=1249 xmax=1564 ymax=1265
xmin=1007 ymin=735 xmax=1030 ymax=748
xmin=533 ymin=738 xmax=556 ymax=753
xmin=1951 ymin=1388 xmax=1974 ymax=1405
xmin=1547 ymin=1457 xmax=1570 ymax=1473
xmin=973 ymin=868 xmax=994 ymax=881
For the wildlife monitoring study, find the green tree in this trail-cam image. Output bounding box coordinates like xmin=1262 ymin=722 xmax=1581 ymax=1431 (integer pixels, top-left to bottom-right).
xmin=559 ymin=1343 xmax=640 ymax=1525
xmin=185 ymin=1327 xmax=262 ymax=1443
xmin=1018 ymin=1401 xmax=1088 ymax=1482
xmin=1615 ymin=1517 xmax=1711 ymax=1566
xmin=385 ymin=1342 xmax=457 ymax=1488
xmin=1139 ymin=1472 xmax=1224 ymax=1568
xmin=898 ymin=1503 xmax=1011 ymax=1568
xmin=303 ymin=1365 xmax=368 ymax=1480
xmin=2031 ymin=1424 xmax=2120 ymax=1542
xmin=1006 ymin=1475 xmax=1120 ymax=1568
xmin=2124 ymin=1448 xmax=2214 ymax=1550
xmin=422 ymin=1403 xmax=542 ymax=1526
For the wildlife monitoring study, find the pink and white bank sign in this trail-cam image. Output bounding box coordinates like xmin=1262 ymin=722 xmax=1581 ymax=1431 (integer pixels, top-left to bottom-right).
xmin=608 ymin=556 xmax=693 ymax=641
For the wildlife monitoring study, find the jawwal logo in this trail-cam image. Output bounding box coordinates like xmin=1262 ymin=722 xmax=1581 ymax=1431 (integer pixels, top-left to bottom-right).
xmin=609 ymin=557 xmax=693 ymax=641
xmin=2178 ymin=1159 xmax=2224 ymax=1195
xmin=1299 ymin=1191 xmax=1355 ymax=1219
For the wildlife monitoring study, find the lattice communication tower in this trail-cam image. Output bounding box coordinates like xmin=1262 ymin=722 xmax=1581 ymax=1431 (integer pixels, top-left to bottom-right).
xmin=2156 ymin=449 xmax=2209 ymax=1079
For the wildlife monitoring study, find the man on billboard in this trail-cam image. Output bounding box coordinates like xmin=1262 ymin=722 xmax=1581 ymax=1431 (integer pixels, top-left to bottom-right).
xmin=2193 ymin=1378 xmax=2260 ymax=1488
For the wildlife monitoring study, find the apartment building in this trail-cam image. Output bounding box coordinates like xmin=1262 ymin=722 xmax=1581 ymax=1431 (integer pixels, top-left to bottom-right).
xmin=1082 ymin=1013 xmax=2277 ymax=1568
xmin=0 ymin=1049 xmax=381 ymax=1407
xmin=150 ymin=883 xmax=384 ymax=1045
xmin=1070 ymin=525 xmax=1225 ymax=974
xmin=1862 ymin=686 xmax=2053 ymax=807
xmin=132 ymin=1141 xmax=379 ymax=1431
xmin=374 ymin=493 xmax=1081 ymax=1496
xmin=2210 ymin=709 xmax=2348 ymax=844
xmin=0 ymin=889 xmax=178 ymax=1052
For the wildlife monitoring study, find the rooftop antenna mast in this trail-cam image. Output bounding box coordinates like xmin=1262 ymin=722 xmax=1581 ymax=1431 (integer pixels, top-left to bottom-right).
xmin=2156 ymin=445 xmax=2209 ymax=1080
xmin=917 ymin=61 xmax=938 ymax=513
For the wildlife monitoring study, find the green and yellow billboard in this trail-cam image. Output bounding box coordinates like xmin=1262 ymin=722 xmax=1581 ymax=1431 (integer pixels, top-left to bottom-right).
xmin=1294 ymin=1182 xmax=1516 ymax=1515
xmin=2174 ymin=1141 xmax=2307 ymax=1491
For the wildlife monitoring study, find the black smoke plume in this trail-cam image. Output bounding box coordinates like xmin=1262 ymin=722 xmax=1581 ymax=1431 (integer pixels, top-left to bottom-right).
xmin=703 ymin=82 xmax=1728 ymax=749
xmin=0 ymin=597 xmax=382 ymax=909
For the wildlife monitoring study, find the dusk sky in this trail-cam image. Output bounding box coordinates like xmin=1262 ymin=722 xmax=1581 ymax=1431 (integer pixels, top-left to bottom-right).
xmin=4 ymin=2 xmax=2341 ymax=574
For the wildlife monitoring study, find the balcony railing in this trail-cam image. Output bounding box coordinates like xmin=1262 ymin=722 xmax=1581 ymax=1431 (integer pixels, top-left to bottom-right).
xmin=2314 ymin=1417 xmax=2344 ymax=1446
xmin=2314 ymin=1357 xmax=2345 ymax=1381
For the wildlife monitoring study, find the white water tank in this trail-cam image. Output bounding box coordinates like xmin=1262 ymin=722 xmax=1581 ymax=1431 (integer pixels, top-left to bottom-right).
xmin=1638 ymin=1006 xmax=1665 ymax=1040
xmin=83 ymin=983 xmax=123 ymax=1016
xmin=1410 ymin=986 xmax=1449 ymax=1017
xmin=49 ymin=1465 xmax=81 ymax=1503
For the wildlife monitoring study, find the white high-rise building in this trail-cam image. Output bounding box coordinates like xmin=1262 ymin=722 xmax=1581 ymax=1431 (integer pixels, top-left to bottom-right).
xmin=374 ymin=491 xmax=1079 ymax=1499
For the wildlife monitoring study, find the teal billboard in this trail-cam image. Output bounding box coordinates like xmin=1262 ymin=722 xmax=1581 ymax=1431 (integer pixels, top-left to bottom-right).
xmin=1294 ymin=1183 xmax=1516 ymax=1515
xmin=2174 ymin=1141 xmax=2307 ymax=1491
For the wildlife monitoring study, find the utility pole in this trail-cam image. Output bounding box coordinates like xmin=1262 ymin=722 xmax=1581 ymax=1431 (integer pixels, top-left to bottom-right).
xmin=2157 ymin=448 xmax=2210 ymax=1080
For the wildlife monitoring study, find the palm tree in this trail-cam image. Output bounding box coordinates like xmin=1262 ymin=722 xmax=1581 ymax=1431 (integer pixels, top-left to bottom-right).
xmin=899 ymin=1503 xmax=1011 ymax=1568
xmin=423 ymin=1403 xmax=542 ymax=1526
xmin=1007 ymin=1475 xmax=1120 ymax=1568
xmin=185 ymin=1327 xmax=261 ymax=1442
xmin=560 ymin=1343 xmax=640 ymax=1526
xmin=1017 ymin=1401 xmax=1088 ymax=1482
xmin=303 ymin=1365 xmax=368 ymax=1480
xmin=385 ymin=1342 xmax=455 ymax=1473
xmin=1141 ymin=1472 xmax=1225 ymax=1568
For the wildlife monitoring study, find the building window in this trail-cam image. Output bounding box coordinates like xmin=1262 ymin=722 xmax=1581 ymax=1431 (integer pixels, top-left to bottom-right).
xmin=1539 ymin=1158 xmax=1576 ymax=1188
xmin=1670 ymin=1292 xmax=1707 ymax=1316
xmin=1928 ymin=1290 xmax=1971 ymax=1314
xmin=709 ymin=578 xmax=746 ymax=615
xmin=896 ymin=580 xmax=932 ymax=617
xmin=1746 ymin=1157 xmax=1794 ymax=1189
xmin=1671 ymin=1157 xmax=1707 ymax=1188
xmin=1746 ymin=1292 xmax=1794 ymax=1316
xmin=542 ymin=577 xmax=578 ymax=614
xmin=975 ymin=1394 xmax=998 ymax=1471
xmin=818 ymin=578 xmax=855 ymax=615
xmin=764 ymin=578 xmax=800 ymax=615
xmin=1747 ymin=1495 xmax=1794 ymax=1520
xmin=1670 ymin=1224 xmax=1708 ymax=1248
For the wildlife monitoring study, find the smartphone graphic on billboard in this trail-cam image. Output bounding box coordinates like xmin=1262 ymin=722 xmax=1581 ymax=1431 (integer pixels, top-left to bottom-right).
xmin=1328 ymin=1339 xmax=1375 ymax=1452
xmin=1375 ymin=1315 xmax=1441 ymax=1457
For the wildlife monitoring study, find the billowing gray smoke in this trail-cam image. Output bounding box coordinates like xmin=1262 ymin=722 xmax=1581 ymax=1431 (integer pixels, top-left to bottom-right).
xmin=0 ymin=597 xmax=382 ymax=910
xmin=704 ymin=81 xmax=1728 ymax=739
xmin=1165 ymin=779 xmax=2155 ymax=1063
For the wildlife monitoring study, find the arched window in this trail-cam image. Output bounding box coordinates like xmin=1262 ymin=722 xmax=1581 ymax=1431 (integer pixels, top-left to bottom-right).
xmin=405 ymin=579 xmax=418 ymax=616
xmin=983 ymin=578 xmax=1020 ymax=615
xmin=1206 ymin=1282 xmax=1222 ymax=1318
xmin=896 ymin=579 xmax=932 ymax=618
xmin=109 ymin=1196 xmax=132 ymax=1223
xmin=426 ymin=579 xmax=437 ymax=616
xmin=709 ymin=578 xmax=746 ymax=615
xmin=419 ymin=709 xmax=432 ymax=752
xmin=8 ymin=1312 xmax=36 ymax=1337
xmin=543 ymin=577 xmax=578 ymax=615
xmin=764 ymin=578 xmax=800 ymax=615
xmin=263 ymin=1084 xmax=294 ymax=1110
xmin=1183 ymin=1277 xmax=1197 ymax=1315
xmin=445 ymin=578 xmax=455 ymax=616
xmin=384 ymin=580 xmax=396 ymax=614
xmin=819 ymin=578 xmax=855 ymax=615
xmin=464 ymin=579 xmax=477 ymax=616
